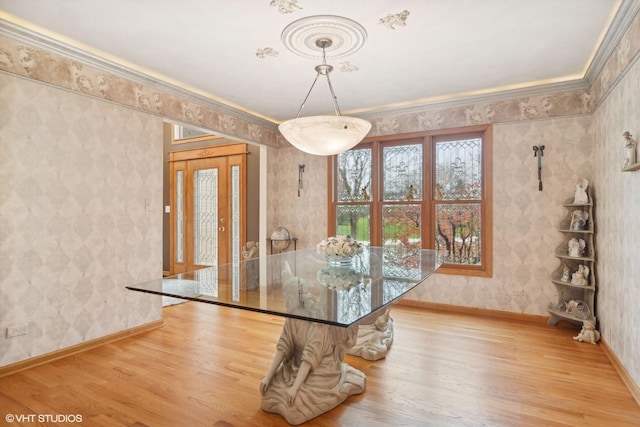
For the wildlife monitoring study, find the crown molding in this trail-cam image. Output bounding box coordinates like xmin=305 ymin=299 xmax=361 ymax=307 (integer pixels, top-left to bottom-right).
xmin=0 ymin=19 xmax=278 ymax=131
xmin=583 ymin=0 xmax=640 ymax=85
xmin=1 ymin=0 xmax=635 ymax=127
xmin=354 ymin=79 xmax=589 ymax=119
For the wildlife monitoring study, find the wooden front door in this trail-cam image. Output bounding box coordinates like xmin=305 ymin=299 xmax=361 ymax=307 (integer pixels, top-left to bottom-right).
xmin=169 ymin=144 xmax=247 ymax=275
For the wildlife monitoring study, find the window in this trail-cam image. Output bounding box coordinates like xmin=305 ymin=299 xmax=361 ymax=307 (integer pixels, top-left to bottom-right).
xmin=328 ymin=125 xmax=492 ymax=277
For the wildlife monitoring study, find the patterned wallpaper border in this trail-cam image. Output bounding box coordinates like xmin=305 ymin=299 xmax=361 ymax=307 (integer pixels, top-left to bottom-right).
xmin=0 ymin=32 xmax=282 ymax=148
xmin=365 ymin=8 xmax=640 ymax=137
xmin=0 ymin=6 xmax=637 ymax=146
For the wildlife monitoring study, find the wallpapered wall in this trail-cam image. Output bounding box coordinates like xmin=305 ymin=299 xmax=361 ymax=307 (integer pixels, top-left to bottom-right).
xmin=592 ymin=56 xmax=640 ymax=391
xmin=0 ymin=73 xmax=164 ymax=366
xmin=267 ymin=116 xmax=593 ymax=314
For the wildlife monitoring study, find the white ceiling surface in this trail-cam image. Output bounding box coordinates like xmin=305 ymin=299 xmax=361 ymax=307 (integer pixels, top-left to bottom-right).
xmin=0 ymin=0 xmax=621 ymax=123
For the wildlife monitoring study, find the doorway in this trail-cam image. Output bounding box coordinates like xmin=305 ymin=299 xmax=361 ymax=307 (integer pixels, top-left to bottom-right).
xmin=169 ymin=144 xmax=247 ymax=275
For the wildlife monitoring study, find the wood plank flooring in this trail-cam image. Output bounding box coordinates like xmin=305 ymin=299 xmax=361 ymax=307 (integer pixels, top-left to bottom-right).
xmin=1 ymin=302 xmax=639 ymax=426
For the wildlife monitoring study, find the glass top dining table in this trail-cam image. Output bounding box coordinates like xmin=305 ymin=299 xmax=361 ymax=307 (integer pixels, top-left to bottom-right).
xmin=127 ymin=246 xmax=440 ymax=327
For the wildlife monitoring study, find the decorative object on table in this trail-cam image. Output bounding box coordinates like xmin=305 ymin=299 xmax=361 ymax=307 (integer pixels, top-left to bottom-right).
xmin=573 ymin=320 xmax=601 ymax=344
xmin=573 ymin=177 xmax=589 ymax=204
xmin=571 ymin=264 xmax=590 ymax=286
xmin=567 ymin=237 xmax=585 ymax=257
xmin=317 ymin=235 xmax=364 ymax=263
xmin=561 ymin=263 xmax=570 ymax=282
xmin=242 ymin=241 xmax=259 ymax=259
xmin=271 ymin=226 xmax=291 ymax=252
xmin=570 ymin=209 xmax=589 ymax=231
xmin=532 ymin=144 xmax=545 ymax=191
xmin=298 ymin=164 xmax=305 ymax=197
xmin=316 ymin=266 xmax=363 ymax=290
xmin=564 ymin=299 xmax=591 ymax=319
xmin=623 ymin=131 xmax=636 ymax=168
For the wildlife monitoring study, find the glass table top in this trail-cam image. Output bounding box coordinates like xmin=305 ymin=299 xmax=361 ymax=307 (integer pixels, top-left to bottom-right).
xmin=127 ymin=246 xmax=440 ymax=327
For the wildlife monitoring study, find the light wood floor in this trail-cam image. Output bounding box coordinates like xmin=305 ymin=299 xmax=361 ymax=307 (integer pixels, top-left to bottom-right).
xmin=1 ymin=303 xmax=639 ymax=426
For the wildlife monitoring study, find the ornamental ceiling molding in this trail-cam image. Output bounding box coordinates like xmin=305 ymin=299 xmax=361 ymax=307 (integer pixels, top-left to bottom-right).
xmin=583 ymin=0 xmax=640 ymax=85
xmin=1 ymin=2 xmax=639 ymax=145
xmin=280 ymin=15 xmax=367 ymax=60
xmin=0 ymin=19 xmax=281 ymax=147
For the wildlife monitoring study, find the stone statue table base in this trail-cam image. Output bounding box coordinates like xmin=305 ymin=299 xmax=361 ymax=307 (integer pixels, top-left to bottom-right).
xmin=347 ymin=307 xmax=394 ymax=361
xmin=260 ymin=318 xmax=365 ymax=425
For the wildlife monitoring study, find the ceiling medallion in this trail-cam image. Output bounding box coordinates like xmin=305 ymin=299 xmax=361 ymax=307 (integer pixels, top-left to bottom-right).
xmin=281 ymin=15 xmax=367 ymax=59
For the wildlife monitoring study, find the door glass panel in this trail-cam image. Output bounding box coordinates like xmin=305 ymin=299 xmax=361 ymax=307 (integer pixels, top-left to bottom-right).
xmin=194 ymin=168 xmax=218 ymax=266
xmin=231 ymin=165 xmax=240 ymax=301
xmin=231 ymin=165 xmax=240 ymax=265
xmin=435 ymin=138 xmax=482 ymax=200
xmin=435 ymin=203 xmax=481 ymax=265
xmin=382 ymin=144 xmax=422 ymax=201
xmin=175 ymin=170 xmax=184 ymax=263
xmin=382 ymin=204 xmax=421 ymax=252
xmin=336 ymin=204 xmax=370 ymax=245
xmin=337 ymin=148 xmax=371 ymax=202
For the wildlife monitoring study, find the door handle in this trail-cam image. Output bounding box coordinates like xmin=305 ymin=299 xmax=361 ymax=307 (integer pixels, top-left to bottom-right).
xmin=219 ymin=226 xmax=225 ymax=232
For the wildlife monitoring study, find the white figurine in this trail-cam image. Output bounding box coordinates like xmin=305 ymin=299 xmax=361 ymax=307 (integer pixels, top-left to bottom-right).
xmin=561 ymin=264 xmax=570 ymax=282
xmin=571 ymin=264 xmax=589 ymax=286
xmin=570 ymin=210 xmax=589 ymax=231
xmin=573 ymin=178 xmax=589 ymax=204
xmin=573 ymin=320 xmax=600 ymax=344
xmin=568 ymin=238 xmax=586 ymax=257
xmin=623 ymin=131 xmax=636 ymax=168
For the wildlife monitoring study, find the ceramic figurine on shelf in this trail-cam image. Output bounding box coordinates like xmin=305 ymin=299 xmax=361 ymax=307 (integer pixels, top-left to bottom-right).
xmin=573 ymin=177 xmax=589 ymax=204
xmin=623 ymin=131 xmax=636 ymax=168
xmin=571 ymin=264 xmax=589 ymax=286
xmin=573 ymin=320 xmax=600 ymax=344
xmin=568 ymin=238 xmax=586 ymax=257
xmin=561 ymin=264 xmax=570 ymax=282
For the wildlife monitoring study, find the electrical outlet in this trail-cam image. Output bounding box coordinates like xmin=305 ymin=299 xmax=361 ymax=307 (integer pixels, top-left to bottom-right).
xmin=6 ymin=324 xmax=29 ymax=338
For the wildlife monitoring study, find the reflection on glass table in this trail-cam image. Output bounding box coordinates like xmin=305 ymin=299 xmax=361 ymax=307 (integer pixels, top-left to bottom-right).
xmin=127 ymin=246 xmax=440 ymax=425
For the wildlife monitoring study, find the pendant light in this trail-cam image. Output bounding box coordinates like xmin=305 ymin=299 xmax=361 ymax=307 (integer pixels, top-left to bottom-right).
xmin=278 ymin=38 xmax=371 ymax=156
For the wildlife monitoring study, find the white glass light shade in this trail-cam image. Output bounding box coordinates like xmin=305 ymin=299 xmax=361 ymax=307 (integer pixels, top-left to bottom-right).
xmin=279 ymin=115 xmax=372 ymax=156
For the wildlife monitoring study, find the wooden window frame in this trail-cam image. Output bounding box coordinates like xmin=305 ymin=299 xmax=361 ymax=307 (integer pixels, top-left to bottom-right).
xmin=327 ymin=124 xmax=492 ymax=277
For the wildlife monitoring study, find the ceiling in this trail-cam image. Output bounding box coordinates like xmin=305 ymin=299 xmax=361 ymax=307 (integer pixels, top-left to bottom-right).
xmin=0 ymin=0 xmax=625 ymax=124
